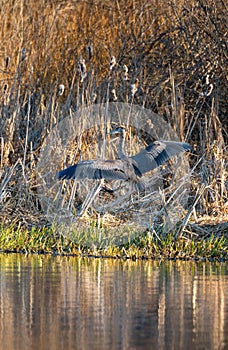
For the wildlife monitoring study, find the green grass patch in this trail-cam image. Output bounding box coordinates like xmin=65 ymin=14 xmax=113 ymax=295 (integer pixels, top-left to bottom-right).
xmin=0 ymin=225 xmax=227 ymax=261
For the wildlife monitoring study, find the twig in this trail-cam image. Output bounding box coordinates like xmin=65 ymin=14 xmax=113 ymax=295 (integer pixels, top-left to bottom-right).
xmin=176 ymin=184 xmax=207 ymax=238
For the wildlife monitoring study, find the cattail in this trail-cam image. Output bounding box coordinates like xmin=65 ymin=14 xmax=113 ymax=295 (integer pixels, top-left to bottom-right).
xmin=131 ymin=78 xmax=139 ymax=96
xmin=110 ymin=56 xmax=116 ymax=71
xmin=111 ymin=89 xmax=118 ymax=101
xmin=123 ymin=64 xmax=129 ymax=80
xmin=5 ymin=56 xmax=10 ymax=69
xmin=92 ymin=92 xmax=97 ymax=103
xmin=58 ymin=84 xmax=65 ymax=96
xmin=201 ymin=74 xmax=213 ymax=97
xmin=78 ymin=58 xmax=87 ymax=82
xmin=204 ymin=84 xmax=213 ymax=97
xmin=21 ymin=48 xmax=26 ymax=62
xmin=87 ymin=44 xmax=93 ymax=60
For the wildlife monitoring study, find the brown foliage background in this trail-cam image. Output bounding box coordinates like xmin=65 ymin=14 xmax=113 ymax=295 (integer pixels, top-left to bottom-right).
xmin=0 ymin=0 xmax=227 ymax=228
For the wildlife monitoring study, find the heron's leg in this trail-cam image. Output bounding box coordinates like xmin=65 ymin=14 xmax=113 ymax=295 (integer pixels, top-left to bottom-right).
xmin=67 ymin=180 xmax=78 ymax=210
xmin=78 ymin=179 xmax=104 ymax=217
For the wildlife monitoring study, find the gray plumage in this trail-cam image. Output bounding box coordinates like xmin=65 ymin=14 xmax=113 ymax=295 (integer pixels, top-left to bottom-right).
xmin=58 ymin=127 xmax=191 ymax=183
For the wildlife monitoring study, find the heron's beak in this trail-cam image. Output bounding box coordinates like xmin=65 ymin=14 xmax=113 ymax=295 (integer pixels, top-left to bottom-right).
xmin=109 ymin=129 xmax=120 ymax=135
xmin=109 ymin=126 xmax=126 ymax=136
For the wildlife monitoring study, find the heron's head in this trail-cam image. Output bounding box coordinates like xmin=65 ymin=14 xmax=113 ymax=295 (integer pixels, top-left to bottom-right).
xmin=109 ymin=126 xmax=126 ymax=136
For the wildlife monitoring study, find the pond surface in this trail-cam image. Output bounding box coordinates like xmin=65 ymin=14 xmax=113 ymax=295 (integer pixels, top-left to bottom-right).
xmin=0 ymin=255 xmax=227 ymax=350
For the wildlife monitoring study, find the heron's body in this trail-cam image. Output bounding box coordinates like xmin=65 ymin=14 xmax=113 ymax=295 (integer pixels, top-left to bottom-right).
xmin=58 ymin=127 xmax=191 ymax=186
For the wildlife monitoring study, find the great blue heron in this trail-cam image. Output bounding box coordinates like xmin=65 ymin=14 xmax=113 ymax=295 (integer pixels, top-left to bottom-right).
xmin=58 ymin=127 xmax=191 ymax=189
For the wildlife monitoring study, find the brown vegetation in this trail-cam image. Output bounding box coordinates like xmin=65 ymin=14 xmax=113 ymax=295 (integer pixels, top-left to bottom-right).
xmin=0 ymin=0 xmax=227 ymax=236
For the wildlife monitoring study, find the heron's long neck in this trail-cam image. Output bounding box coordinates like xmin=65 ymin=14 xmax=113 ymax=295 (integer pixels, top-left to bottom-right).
xmin=118 ymin=132 xmax=126 ymax=159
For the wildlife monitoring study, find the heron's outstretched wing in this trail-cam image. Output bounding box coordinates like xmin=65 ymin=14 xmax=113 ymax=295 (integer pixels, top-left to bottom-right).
xmin=58 ymin=159 xmax=129 ymax=181
xmin=130 ymin=140 xmax=191 ymax=175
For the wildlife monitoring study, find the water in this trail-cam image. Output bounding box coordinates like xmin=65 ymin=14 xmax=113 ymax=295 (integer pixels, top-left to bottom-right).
xmin=0 ymin=255 xmax=227 ymax=350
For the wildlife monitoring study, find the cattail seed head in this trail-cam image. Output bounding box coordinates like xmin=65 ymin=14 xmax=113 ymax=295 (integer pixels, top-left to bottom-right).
xmin=5 ymin=56 xmax=10 ymax=69
xmin=111 ymin=89 xmax=118 ymax=101
xmin=110 ymin=56 xmax=116 ymax=71
xmin=201 ymin=74 xmax=213 ymax=97
xmin=123 ymin=64 xmax=129 ymax=80
xmin=87 ymin=44 xmax=93 ymax=60
xmin=123 ymin=64 xmax=128 ymax=73
xmin=78 ymin=58 xmax=87 ymax=82
xmin=92 ymin=93 xmax=97 ymax=103
xmin=131 ymin=78 xmax=139 ymax=96
xmin=58 ymin=84 xmax=65 ymax=96
xmin=21 ymin=48 xmax=26 ymax=62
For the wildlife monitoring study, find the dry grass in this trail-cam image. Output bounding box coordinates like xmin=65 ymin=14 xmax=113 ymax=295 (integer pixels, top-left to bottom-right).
xmin=0 ymin=0 xmax=227 ymax=238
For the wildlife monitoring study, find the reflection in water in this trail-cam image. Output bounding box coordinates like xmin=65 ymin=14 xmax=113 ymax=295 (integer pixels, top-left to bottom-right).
xmin=0 ymin=255 xmax=227 ymax=350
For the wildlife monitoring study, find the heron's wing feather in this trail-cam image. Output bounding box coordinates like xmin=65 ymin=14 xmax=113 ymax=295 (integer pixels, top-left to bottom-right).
xmin=58 ymin=159 xmax=129 ymax=180
xmin=131 ymin=141 xmax=191 ymax=174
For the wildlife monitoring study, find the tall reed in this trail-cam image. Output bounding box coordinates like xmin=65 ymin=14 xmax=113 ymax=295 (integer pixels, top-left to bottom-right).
xmin=0 ymin=0 xmax=227 ymax=232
